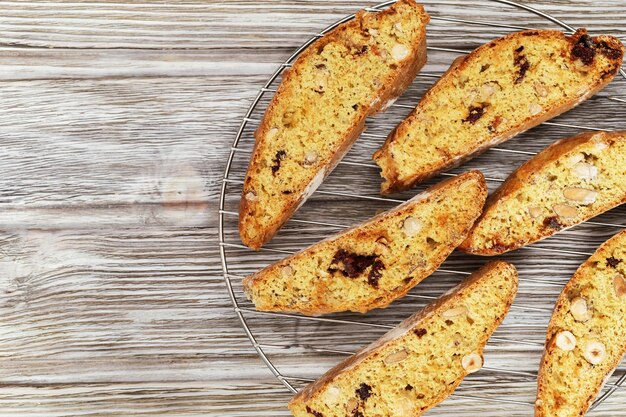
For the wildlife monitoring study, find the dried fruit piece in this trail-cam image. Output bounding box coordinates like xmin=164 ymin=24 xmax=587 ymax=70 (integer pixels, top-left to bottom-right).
xmin=305 ymin=406 xmax=323 ymax=417
xmin=607 ymin=256 xmax=622 ymax=268
xmin=271 ymin=150 xmax=287 ymax=174
xmin=613 ymin=274 xmax=626 ymax=298
xmin=328 ymin=250 xmax=378 ymax=279
xmin=572 ymin=34 xmax=596 ymax=65
xmin=583 ymin=341 xmax=606 ymax=365
xmin=367 ymin=260 xmax=385 ymax=288
xmin=514 ymin=45 xmax=530 ymax=83
xmin=553 ymin=204 xmax=578 ymax=219
xmin=563 ymin=187 xmax=598 ymax=205
xmin=464 ymin=105 xmax=485 ymax=124
xmin=555 ymin=330 xmax=576 ymax=351
xmin=461 ymin=352 xmax=483 ymax=373
xmin=355 ymin=383 xmax=373 ymax=401
xmin=384 ymin=349 xmax=409 ymax=364
xmin=413 ymin=328 xmax=427 ymax=338
xmin=403 ymin=216 xmax=422 ymax=236
xmin=570 ymin=297 xmax=592 ymax=322
xmin=442 ymin=306 xmax=468 ymax=318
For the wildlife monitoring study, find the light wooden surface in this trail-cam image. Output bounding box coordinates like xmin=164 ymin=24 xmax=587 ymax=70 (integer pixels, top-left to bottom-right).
xmin=1 ymin=1 xmax=625 ymax=416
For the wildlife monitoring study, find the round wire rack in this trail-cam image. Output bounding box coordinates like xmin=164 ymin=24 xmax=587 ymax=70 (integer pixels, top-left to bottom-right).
xmin=219 ymin=1 xmax=626 ymax=414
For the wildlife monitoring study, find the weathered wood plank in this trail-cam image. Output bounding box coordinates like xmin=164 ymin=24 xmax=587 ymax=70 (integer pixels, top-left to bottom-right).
xmin=1 ymin=0 xmax=625 ymax=416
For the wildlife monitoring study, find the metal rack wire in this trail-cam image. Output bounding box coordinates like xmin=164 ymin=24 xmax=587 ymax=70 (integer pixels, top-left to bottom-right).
xmin=219 ymin=1 xmax=626 ymax=413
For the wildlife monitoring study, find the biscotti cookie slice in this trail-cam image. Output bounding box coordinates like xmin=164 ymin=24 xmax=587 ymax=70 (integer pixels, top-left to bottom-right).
xmin=289 ymin=261 xmax=518 ymax=417
xmin=373 ymin=29 xmax=624 ymax=194
xmin=240 ymin=0 xmax=430 ymax=249
xmin=459 ymin=131 xmax=626 ymax=256
xmin=243 ymin=171 xmax=487 ymax=315
xmin=536 ymin=230 xmax=626 ymax=417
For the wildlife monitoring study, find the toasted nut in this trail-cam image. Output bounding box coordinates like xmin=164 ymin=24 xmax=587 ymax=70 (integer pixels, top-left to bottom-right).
xmin=613 ymin=274 xmax=626 ymax=297
xmin=245 ymin=191 xmax=258 ymax=202
xmin=481 ymin=83 xmax=497 ymax=100
xmin=563 ymin=187 xmax=598 ymax=205
xmin=393 ymin=397 xmax=414 ymax=415
xmin=555 ymin=330 xmax=576 ymax=351
xmin=553 ymin=203 xmax=578 ymax=219
xmin=570 ymin=297 xmax=592 ymax=322
xmin=314 ymin=75 xmax=327 ymax=93
xmin=461 ymin=352 xmax=483 ymax=373
xmin=384 ymin=349 xmax=409 ymax=364
xmin=345 ymin=398 xmax=358 ymax=412
xmin=414 ymin=113 xmax=434 ymax=124
xmin=322 ymin=385 xmax=341 ymax=406
xmin=266 ymin=127 xmax=279 ymax=139
xmin=529 ymin=103 xmax=543 ymax=115
xmin=451 ymin=332 xmax=463 ymax=347
xmin=568 ymin=153 xmax=585 ymax=166
xmin=375 ymin=237 xmax=389 ymax=255
xmin=391 ymin=44 xmax=410 ymax=61
xmin=304 ymin=150 xmax=319 ymax=166
xmin=528 ymin=206 xmax=543 ymax=218
xmin=442 ymin=306 xmax=468 ymax=318
xmin=533 ymin=81 xmax=549 ymax=97
xmin=403 ymin=216 xmax=422 ymax=236
xmin=281 ymin=265 xmax=293 ymax=278
xmin=572 ymin=162 xmax=598 ymax=180
xmin=282 ymin=110 xmax=296 ymax=126
xmin=464 ymin=88 xmax=478 ymax=105
xmin=594 ymin=140 xmax=609 ymax=152
xmin=368 ymin=28 xmax=379 ymax=37
xmin=584 ymin=341 xmax=606 ymax=365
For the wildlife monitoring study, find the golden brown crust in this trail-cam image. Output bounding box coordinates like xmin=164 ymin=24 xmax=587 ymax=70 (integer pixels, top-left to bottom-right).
xmin=243 ymin=171 xmax=487 ymax=315
xmin=239 ymin=0 xmax=430 ymax=249
xmin=459 ymin=131 xmax=626 ymax=255
xmin=373 ymin=29 xmax=625 ymax=194
xmin=289 ymin=261 xmax=518 ymax=417
xmin=536 ymin=230 xmax=626 ymax=417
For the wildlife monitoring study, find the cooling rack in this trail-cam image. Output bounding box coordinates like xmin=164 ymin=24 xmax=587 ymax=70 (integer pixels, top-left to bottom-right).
xmin=219 ymin=1 xmax=626 ymax=415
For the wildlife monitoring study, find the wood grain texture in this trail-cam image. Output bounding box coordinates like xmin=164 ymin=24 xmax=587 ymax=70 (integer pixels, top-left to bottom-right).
xmin=0 ymin=1 xmax=625 ymax=416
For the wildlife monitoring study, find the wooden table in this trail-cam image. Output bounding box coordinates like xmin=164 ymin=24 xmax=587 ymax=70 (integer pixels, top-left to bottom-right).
xmin=1 ymin=1 xmax=625 ymax=416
